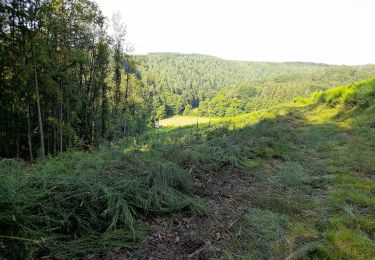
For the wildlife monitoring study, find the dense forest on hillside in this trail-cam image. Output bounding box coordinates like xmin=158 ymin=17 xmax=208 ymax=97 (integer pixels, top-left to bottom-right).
xmin=139 ymin=53 xmax=375 ymax=116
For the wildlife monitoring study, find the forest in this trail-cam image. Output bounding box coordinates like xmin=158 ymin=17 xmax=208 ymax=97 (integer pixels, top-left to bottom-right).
xmin=139 ymin=53 xmax=375 ymax=117
xmin=1 ymin=0 xmax=375 ymax=259
xmin=0 ymin=0 xmax=148 ymax=160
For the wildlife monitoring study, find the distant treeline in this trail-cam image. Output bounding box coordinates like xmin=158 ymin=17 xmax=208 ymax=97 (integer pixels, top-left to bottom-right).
xmin=139 ymin=53 xmax=375 ymax=117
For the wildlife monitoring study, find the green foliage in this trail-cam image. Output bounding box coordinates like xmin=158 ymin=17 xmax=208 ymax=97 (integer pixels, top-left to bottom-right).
xmin=183 ymin=104 xmax=192 ymax=115
xmin=317 ymin=77 xmax=375 ymax=110
xmin=0 ymin=145 xmax=206 ymax=258
xmin=139 ymin=53 xmax=375 ymax=117
xmin=0 ymin=0 xmax=151 ymax=159
xmin=199 ymin=86 xmax=255 ymax=116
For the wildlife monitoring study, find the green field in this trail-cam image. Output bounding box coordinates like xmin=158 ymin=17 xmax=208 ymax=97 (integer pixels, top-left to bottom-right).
xmin=159 ymin=116 xmax=216 ymax=127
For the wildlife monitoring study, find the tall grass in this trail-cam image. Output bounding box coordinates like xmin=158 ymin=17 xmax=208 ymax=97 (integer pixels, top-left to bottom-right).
xmin=0 ymin=146 xmax=206 ymax=258
xmin=316 ymin=78 xmax=375 ymax=111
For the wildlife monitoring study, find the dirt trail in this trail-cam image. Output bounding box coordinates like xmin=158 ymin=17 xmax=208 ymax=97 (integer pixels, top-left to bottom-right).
xmin=122 ymin=169 xmax=255 ymax=259
xmin=86 ymin=166 xmax=257 ymax=259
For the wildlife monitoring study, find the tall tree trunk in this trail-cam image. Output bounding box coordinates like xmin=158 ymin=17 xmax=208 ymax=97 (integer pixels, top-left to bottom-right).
xmin=85 ymin=75 xmax=90 ymax=142
xmin=67 ymin=97 xmax=71 ymax=148
xmin=33 ymin=44 xmax=45 ymax=158
xmin=24 ymin=49 xmax=34 ymax=160
xmin=26 ymin=89 xmax=34 ymax=161
xmin=101 ymin=85 xmax=106 ymax=138
xmin=123 ymin=72 xmax=130 ymax=135
xmin=47 ymin=133 xmax=50 ymax=155
xmin=91 ymin=120 xmax=95 ymax=145
xmin=16 ymin=134 xmax=20 ymax=158
xmin=53 ymin=124 xmax=57 ymax=154
xmin=59 ymin=79 xmax=63 ymax=153
xmin=60 ymin=103 xmax=63 ymax=153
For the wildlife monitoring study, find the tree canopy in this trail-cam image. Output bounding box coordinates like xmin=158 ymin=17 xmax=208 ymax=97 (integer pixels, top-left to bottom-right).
xmin=139 ymin=53 xmax=375 ymax=117
xmin=0 ymin=0 xmax=149 ymax=159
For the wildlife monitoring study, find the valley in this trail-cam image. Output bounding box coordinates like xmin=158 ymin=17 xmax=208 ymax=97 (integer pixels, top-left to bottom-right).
xmin=2 ymin=79 xmax=375 ymax=258
xmin=1 ymin=0 xmax=375 ymax=258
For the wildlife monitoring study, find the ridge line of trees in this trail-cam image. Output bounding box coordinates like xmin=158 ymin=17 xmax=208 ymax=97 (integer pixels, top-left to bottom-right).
xmin=138 ymin=53 xmax=375 ymax=117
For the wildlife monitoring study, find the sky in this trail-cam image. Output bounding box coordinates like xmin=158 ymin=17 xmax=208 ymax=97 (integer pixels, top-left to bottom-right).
xmin=95 ymin=0 xmax=375 ymax=65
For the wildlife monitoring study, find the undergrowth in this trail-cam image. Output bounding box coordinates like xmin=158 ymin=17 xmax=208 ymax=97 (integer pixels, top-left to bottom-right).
xmin=0 ymin=147 xmax=206 ymax=258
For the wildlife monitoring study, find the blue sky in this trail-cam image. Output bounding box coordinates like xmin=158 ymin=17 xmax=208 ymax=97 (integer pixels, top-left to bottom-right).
xmin=95 ymin=0 xmax=375 ymax=65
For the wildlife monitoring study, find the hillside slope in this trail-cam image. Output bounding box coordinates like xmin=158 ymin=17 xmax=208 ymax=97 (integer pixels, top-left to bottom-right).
xmin=139 ymin=53 xmax=375 ymax=117
xmin=1 ymin=79 xmax=375 ymax=258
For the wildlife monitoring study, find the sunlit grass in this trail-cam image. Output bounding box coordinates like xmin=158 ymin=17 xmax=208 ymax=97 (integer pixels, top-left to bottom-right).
xmin=159 ymin=115 xmax=217 ymax=127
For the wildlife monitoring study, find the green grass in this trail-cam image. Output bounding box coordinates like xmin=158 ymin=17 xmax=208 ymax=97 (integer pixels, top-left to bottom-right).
xmin=1 ymin=78 xmax=375 ymax=258
xmin=210 ymin=78 xmax=375 ymax=259
xmin=0 ymin=147 xmax=207 ymax=258
xmin=159 ymin=115 xmax=217 ymax=127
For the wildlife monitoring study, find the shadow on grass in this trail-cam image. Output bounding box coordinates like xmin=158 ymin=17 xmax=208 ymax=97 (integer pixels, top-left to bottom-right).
xmin=143 ymin=108 xmax=375 ymax=259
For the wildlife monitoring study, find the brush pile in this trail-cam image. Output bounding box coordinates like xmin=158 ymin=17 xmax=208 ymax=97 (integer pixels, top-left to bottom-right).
xmin=0 ymin=147 xmax=205 ymax=258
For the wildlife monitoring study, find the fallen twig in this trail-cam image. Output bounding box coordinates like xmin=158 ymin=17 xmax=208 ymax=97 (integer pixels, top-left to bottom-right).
xmin=188 ymin=240 xmax=212 ymax=258
xmin=0 ymin=235 xmax=43 ymax=245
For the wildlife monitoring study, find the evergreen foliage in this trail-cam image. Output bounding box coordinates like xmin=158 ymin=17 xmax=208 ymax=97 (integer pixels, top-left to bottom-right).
xmin=0 ymin=0 xmax=149 ymax=159
xmin=0 ymin=145 xmax=206 ymax=258
xmin=139 ymin=53 xmax=375 ymax=116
